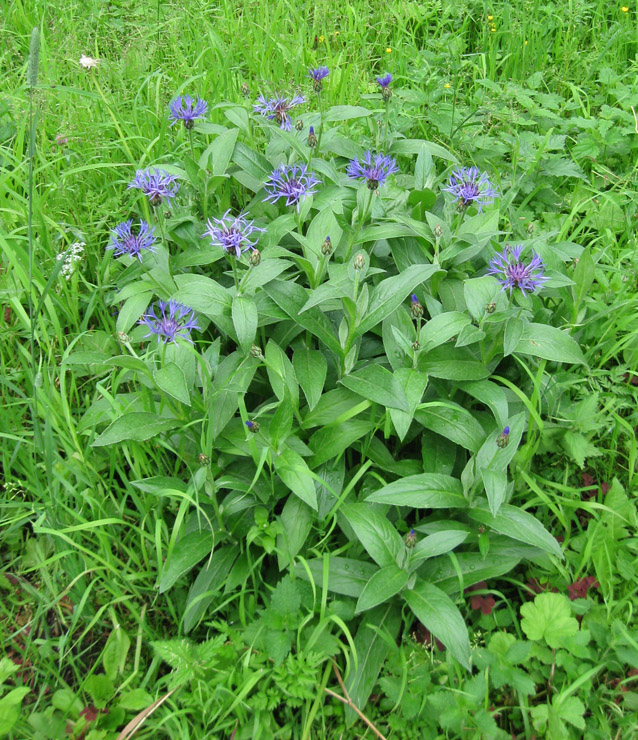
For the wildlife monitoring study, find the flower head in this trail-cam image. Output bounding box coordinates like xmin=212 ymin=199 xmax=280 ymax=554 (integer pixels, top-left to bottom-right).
xmin=443 ymin=166 xmax=498 ymax=211
xmin=347 ymin=150 xmax=399 ymax=190
xmin=253 ymin=94 xmax=305 ymax=131
xmin=168 ymin=95 xmax=208 ymax=129
xmin=139 ymin=300 xmax=199 ymax=344
xmin=263 ymin=164 xmax=320 ymax=209
xmin=488 ymin=245 xmax=549 ymax=296
xmin=79 ymin=55 xmax=99 ymax=69
xmin=308 ymin=66 xmax=329 ymax=92
xmin=203 ymin=210 xmax=264 ymax=258
xmin=410 ymin=294 xmax=424 ymax=318
xmin=307 ymin=125 xmax=317 ymax=148
xmin=497 ymin=426 xmax=510 ymax=448
xmin=128 ymin=167 xmax=179 ymax=206
xmin=376 ymin=73 xmax=392 ymax=88
xmin=108 ymin=220 xmax=157 ymax=261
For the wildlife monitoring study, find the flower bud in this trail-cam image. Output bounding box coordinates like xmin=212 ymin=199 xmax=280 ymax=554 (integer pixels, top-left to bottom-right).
xmin=117 ymin=330 xmax=130 ymax=343
xmin=433 ymin=224 xmax=443 ymax=238
xmin=411 ymin=340 xmax=420 ymax=351
xmin=382 ymin=87 xmax=392 ymax=102
xmin=249 ymin=249 xmax=261 ymax=266
xmin=497 ymin=426 xmax=510 ymax=448
xmin=321 ymin=235 xmax=332 ymax=256
xmin=353 ymin=253 xmax=365 ymax=270
xmin=526 ymin=222 xmax=534 ymax=235
xmin=307 ymin=125 xmax=317 ymax=148
xmin=241 ymin=82 xmax=250 ymax=98
xmin=245 ymin=420 xmax=260 ymax=433
xmin=410 ymin=294 xmax=424 ymax=319
xmin=405 ymin=529 xmax=417 ymax=548
xmin=295 ymin=118 xmax=304 ymax=131
xmin=250 ymin=344 xmax=263 ymax=358
xmin=485 ymin=302 xmax=496 ymax=314
xmin=199 ymin=453 xmax=210 ymax=466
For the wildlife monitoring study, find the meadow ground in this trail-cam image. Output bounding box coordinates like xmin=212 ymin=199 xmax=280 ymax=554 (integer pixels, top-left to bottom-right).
xmin=1 ymin=0 xmax=638 ymax=738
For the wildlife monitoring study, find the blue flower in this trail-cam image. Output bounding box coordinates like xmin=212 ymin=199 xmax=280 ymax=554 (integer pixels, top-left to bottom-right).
xmin=139 ymin=299 xmax=200 ymax=344
xmin=347 ymin=150 xmax=399 ymax=190
xmin=108 ymin=220 xmax=157 ymax=261
xmin=253 ymin=94 xmax=305 ymax=130
xmin=376 ymin=72 xmax=392 ymax=88
xmin=168 ymin=95 xmax=208 ymax=129
xmin=487 ymin=245 xmax=548 ymax=296
xmin=203 ymin=210 xmax=264 ymax=258
xmin=443 ymin=166 xmax=498 ymax=211
xmin=128 ymin=167 xmax=179 ymax=206
xmin=263 ymin=164 xmax=321 ymax=209
xmin=308 ymin=66 xmax=329 ymax=91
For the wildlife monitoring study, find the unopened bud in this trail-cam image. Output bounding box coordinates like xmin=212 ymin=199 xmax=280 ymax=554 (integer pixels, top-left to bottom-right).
xmin=353 ymin=253 xmax=365 ymax=270
xmin=245 ymin=420 xmax=260 ymax=433
xmin=250 ymin=344 xmax=263 ymax=358
xmin=249 ymin=249 xmax=261 ymax=266
xmin=382 ymin=87 xmax=392 ymax=102
xmin=199 ymin=453 xmax=210 ymax=466
xmin=485 ymin=302 xmax=496 ymax=314
xmin=526 ymin=222 xmax=534 ymax=235
xmin=295 ymin=118 xmax=304 ymax=131
xmin=307 ymin=125 xmax=317 ymax=148
xmin=497 ymin=426 xmax=510 ymax=448
xmin=405 ymin=529 xmax=417 ymax=548
xmin=410 ymin=294 xmax=424 ymax=318
xmin=241 ymin=82 xmax=250 ymax=98
xmin=117 ymin=331 xmax=130 ymax=343
xmin=411 ymin=340 xmax=420 ymax=351
xmin=433 ymin=224 xmax=443 ymax=238
xmin=321 ymin=235 xmax=332 ymax=256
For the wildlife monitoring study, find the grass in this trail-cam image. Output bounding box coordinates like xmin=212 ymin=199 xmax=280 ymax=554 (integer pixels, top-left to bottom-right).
xmin=1 ymin=0 xmax=638 ymax=738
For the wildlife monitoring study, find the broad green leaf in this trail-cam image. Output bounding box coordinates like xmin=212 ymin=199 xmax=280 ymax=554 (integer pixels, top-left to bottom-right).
xmin=268 ymin=395 xmax=293 ymax=448
xmin=389 ymin=368 xmax=429 ymax=440
xmin=467 ymin=503 xmax=563 ymax=558
xmin=159 ymin=530 xmax=214 ymax=592
xmin=303 ymin=388 xmax=370 ymax=428
xmin=481 ymin=467 xmax=508 ymax=516
xmin=277 ymin=496 xmax=313 ymax=569
xmin=116 ymin=291 xmax=152 ymax=335
xmin=404 ymin=581 xmax=471 ymax=669
xmin=460 ymin=380 xmax=509 ymax=428
xmin=184 ymin=546 xmax=237 ymax=632
xmin=340 ymin=364 xmax=409 ymax=412
xmin=342 ymin=503 xmax=405 ymax=568
xmin=308 ymin=419 xmax=371 ymax=466
xmin=419 ymin=312 xmax=471 ymax=352
xmin=274 ymin=448 xmax=318 ymax=509
xmin=92 ymin=412 xmax=179 ymax=447
xmin=265 ymin=340 xmax=298 ymax=405
xmin=409 ymin=530 xmax=469 ymax=568
xmin=365 ymin=473 xmax=466 ymax=508
xmin=296 ymin=557 xmax=377 ymax=597
xmin=356 ymin=564 xmax=409 ymax=613
xmin=414 ymin=145 xmax=434 ymax=190
xmin=232 ymin=294 xmax=258 ymax=352
xmin=293 ymin=348 xmax=327 ymax=410
xmin=389 ymin=138 xmax=458 ymax=162
xmin=240 ymin=259 xmax=292 ymax=292
xmin=324 ymin=105 xmax=373 ymax=121
xmin=463 ymin=276 xmax=504 ymax=321
xmin=154 ymin=362 xmax=190 ymax=406
xmin=208 ymin=127 xmax=239 ymax=176
xmin=417 ymin=346 xmax=490 ymax=381
xmin=504 ymin=316 xmax=526 ymax=357
xmin=415 ymin=403 xmax=485 ymax=452
xmin=515 ymin=323 xmax=586 ymax=364
xmin=102 ymin=626 xmax=131 ymax=681
xmin=356 ymin=264 xmax=440 ymax=336
xmin=520 ymin=593 xmax=579 ymax=648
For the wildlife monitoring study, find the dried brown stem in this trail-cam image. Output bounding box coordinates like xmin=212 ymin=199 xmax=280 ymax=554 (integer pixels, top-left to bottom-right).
xmin=323 ymin=663 xmax=388 ymax=740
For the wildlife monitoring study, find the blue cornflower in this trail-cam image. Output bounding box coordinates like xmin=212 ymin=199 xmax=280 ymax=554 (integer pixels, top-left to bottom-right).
xmin=253 ymin=94 xmax=305 ymax=131
xmin=487 ymin=245 xmax=548 ymax=296
xmin=443 ymin=166 xmax=498 ymax=211
xmin=128 ymin=167 xmax=179 ymax=206
xmin=139 ymin=299 xmax=200 ymax=344
xmin=308 ymin=66 xmax=329 ymax=92
xmin=108 ymin=220 xmax=157 ymax=261
xmin=168 ymin=94 xmax=208 ymax=129
xmin=376 ymin=73 xmax=392 ymax=88
xmin=203 ymin=209 xmax=264 ymax=258
xmin=263 ymin=164 xmax=321 ymax=209
xmin=347 ymin=150 xmax=399 ymax=190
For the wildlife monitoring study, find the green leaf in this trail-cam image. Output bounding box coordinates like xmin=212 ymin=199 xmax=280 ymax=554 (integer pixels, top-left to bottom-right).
xmin=274 ymin=448 xmax=318 ymax=510
xmin=520 ymin=593 xmax=579 ymax=648
xmin=414 ymin=145 xmax=434 ymax=190
xmin=92 ymin=412 xmax=179 ymax=447
xmin=205 ymin=127 xmax=239 ymax=176
xmin=269 ymin=396 xmax=293 ymax=448
xmin=515 ymin=323 xmax=586 ymax=364
xmin=308 ymin=419 xmax=371 ymax=466
xmin=417 ymin=346 xmax=490 ymax=381
xmin=389 ymin=138 xmax=458 ymax=162
xmin=340 ymin=364 xmax=409 ymax=412
xmin=296 ymin=557 xmax=377 ymax=597
xmin=342 ymin=503 xmax=405 ymax=568
xmin=467 ymin=503 xmax=563 ymax=558
xmin=409 ymin=530 xmax=469 ymax=568
xmin=118 ymin=688 xmax=154 ymax=711
xmin=159 ymin=530 xmax=214 ymax=593
xmin=415 ymin=403 xmax=485 ymax=452
xmin=419 ymin=312 xmax=471 ymax=352
xmin=240 ymin=258 xmax=292 ymax=292
xmin=293 ymin=348 xmax=327 ymax=410
xmin=460 ymin=380 xmax=509 ymax=428
xmin=102 ymin=626 xmax=131 ymax=681
xmin=356 ymin=264 xmax=440 ymax=336
xmin=365 ymin=473 xmax=466 ymax=508
xmin=184 ymin=546 xmax=237 ymax=633
xmin=232 ymin=294 xmax=258 ymax=352
xmin=116 ymin=291 xmax=152 ymax=335
xmin=404 ymin=581 xmax=471 ymax=669
xmin=355 ymin=564 xmax=409 ymax=613
xmin=154 ymin=362 xmax=190 ymax=406
xmin=277 ymin=496 xmax=313 ymax=569
xmin=84 ymin=674 xmax=114 ymax=709
xmin=463 ymin=276 xmax=503 ymax=321
xmin=481 ymin=467 xmax=508 ymax=516
xmin=324 ymin=105 xmax=373 ymax=121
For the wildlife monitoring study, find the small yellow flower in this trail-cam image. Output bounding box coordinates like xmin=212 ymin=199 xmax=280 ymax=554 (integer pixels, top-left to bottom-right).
xmin=491 ymin=25 xmax=496 ymax=31
xmin=334 ymin=30 xmax=340 ymax=35
xmin=621 ymin=5 xmax=629 ymax=11
xmin=488 ymin=14 xmax=493 ymax=20
xmin=524 ymin=40 xmax=528 ymax=45
xmin=319 ymin=34 xmax=325 ymax=43
xmin=386 ymin=47 xmax=392 ymax=53
xmin=444 ymin=83 xmax=451 ymax=88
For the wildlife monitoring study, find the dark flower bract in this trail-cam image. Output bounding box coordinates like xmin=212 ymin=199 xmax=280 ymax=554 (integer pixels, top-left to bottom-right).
xmin=488 ymin=245 xmax=549 ymax=296
xmin=128 ymin=167 xmax=179 ymax=206
xmin=443 ymin=166 xmax=498 ymax=211
xmin=263 ymin=164 xmax=320 ymax=209
xmin=108 ymin=220 xmax=157 ymax=261
xmin=253 ymin=94 xmax=305 ymax=131
xmin=139 ymin=299 xmax=200 ymax=344
xmin=203 ymin=210 xmax=264 ymax=258
xmin=308 ymin=66 xmax=329 ymax=91
xmin=347 ymin=150 xmax=399 ymax=190
xmin=168 ymin=95 xmax=208 ymax=129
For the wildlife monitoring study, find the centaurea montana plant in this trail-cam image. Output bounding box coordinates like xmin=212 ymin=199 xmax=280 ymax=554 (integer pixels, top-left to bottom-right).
xmin=263 ymin=164 xmax=320 ymax=209
xmin=203 ymin=210 xmax=264 ymax=259
xmin=253 ymin=94 xmax=305 ymax=131
xmin=108 ymin=220 xmax=157 ymax=261
xmin=168 ymin=95 xmax=208 ymax=129
xmin=443 ymin=166 xmax=498 ymax=212
xmin=347 ymin=150 xmax=399 ymax=190
xmin=139 ymin=299 xmax=200 ymax=344
xmin=488 ymin=245 xmax=549 ymax=296
xmin=128 ymin=167 xmax=179 ymax=206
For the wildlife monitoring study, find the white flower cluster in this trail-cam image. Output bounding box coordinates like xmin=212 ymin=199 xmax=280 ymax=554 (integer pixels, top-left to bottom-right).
xmin=56 ymin=241 xmax=85 ymax=280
